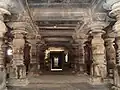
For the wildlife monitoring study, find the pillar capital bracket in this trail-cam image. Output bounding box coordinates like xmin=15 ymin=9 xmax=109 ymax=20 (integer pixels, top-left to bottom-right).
xmin=7 ymin=22 xmax=31 ymax=32
xmin=103 ymin=0 xmax=120 ymax=10
xmin=109 ymin=1 xmax=120 ymax=18
xmin=0 ymin=8 xmax=11 ymax=21
xmin=73 ymin=33 xmax=88 ymax=39
xmin=89 ymin=21 xmax=107 ymax=31
xmin=25 ymin=33 xmax=36 ymax=40
xmin=0 ymin=8 xmax=11 ymax=15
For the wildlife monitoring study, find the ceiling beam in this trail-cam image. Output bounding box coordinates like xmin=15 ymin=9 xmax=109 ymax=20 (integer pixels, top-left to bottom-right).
xmin=39 ymin=30 xmax=74 ymax=37
xmin=39 ymin=26 xmax=75 ymax=29
xmin=44 ymin=37 xmax=72 ymax=42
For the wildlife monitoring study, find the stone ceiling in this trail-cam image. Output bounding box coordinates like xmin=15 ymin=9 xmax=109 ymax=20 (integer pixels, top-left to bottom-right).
xmin=8 ymin=0 xmax=107 ymax=47
xmin=28 ymin=0 xmax=92 ymax=4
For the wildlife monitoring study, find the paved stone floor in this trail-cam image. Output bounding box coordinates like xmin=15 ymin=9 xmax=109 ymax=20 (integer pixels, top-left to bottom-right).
xmin=8 ymin=74 xmax=110 ymax=90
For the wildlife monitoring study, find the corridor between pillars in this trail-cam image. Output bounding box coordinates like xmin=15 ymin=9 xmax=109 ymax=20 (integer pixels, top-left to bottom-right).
xmin=0 ymin=5 xmax=11 ymax=90
xmin=89 ymin=22 xmax=107 ymax=84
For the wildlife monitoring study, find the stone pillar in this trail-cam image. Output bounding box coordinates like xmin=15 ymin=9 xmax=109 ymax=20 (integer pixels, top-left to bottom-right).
xmin=72 ymin=44 xmax=79 ymax=73
xmin=72 ymin=33 xmax=87 ymax=74
xmin=0 ymin=7 xmax=11 ymax=90
xmin=26 ymin=35 xmax=43 ymax=76
xmin=25 ymin=34 xmax=36 ymax=75
xmin=36 ymin=39 xmax=45 ymax=74
xmin=89 ymin=22 xmax=107 ymax=84
xmin=104 ymin=32 xmax=116 ymax=77
xmin=109 ymin=2 xmax=120 ymax=89
xmin=7 ymin=22 xmax=29 ymax=86
xmin=78 ymin=39 xmax=87 ymax=73
xmin=110 ymin=1 xmax=120 ymax=65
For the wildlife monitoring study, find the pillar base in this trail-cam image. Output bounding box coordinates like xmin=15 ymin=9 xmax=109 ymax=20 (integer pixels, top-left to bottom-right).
xmin=0 ymin=86 xmax=7 ymax=90
xmin=7 ymin=78 xmax=29 ymax=86
xmin=89 ymin=77 xmax=104 ymax=85
xmin=111 ymin=86 xmax=120 ymax=90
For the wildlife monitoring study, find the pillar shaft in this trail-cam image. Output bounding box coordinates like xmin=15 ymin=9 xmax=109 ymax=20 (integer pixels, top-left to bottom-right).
xmin=109 ymin=2 xmax=120 ymax=89
xmin=12 ymin=29 xmax=26 ymax=79
xmin=7 ymin=22 xmax=29 ymax=86
xmin=0 ymin=6 xmax=11 ymax=89
xmin=90 ymin=22 xmax=107 ymax=84
xmin=105 ymin=37 xmax=116 ymax=77
xmin=36 ymin=40 xmax=45 ymax=73
xmin=72 ymin=44 xmax=79 ymax=73
xmin=72 ymin=33 xmax=87 ymax=74
xmin=77 ymin=40 xmax=86 ymax=73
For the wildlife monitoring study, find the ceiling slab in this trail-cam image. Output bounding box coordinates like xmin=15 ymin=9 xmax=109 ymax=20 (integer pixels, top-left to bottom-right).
xmin=44 ymin=37 xmax=72 ymax=42
xmin=39 ymin=30 xmax=74 ymax=37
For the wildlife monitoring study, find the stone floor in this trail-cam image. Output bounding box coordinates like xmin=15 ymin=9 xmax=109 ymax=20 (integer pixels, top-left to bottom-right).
xmin=8 ymin=74 xmax=110 ymax=90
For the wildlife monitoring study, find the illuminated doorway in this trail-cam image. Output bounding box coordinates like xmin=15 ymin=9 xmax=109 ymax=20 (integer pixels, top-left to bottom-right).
xmin=50 ymin=51 xmax=64 ymax=71
xmin=44 ymin=47 xmax=69 ymax=71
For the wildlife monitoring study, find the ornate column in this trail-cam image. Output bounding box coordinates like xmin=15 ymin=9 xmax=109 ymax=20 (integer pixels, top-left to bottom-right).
xmin=36 ymin=38 xmax=46 ymax=74
xmin=78 ymin=38 xmax=88 ymax=73
xmin=26 ymin=34 xmax=43 ymax=75
xmin=72 ymin=33 xmax=87 ymax=74
xmin=84 ymin=37 xmax=93 ymax=75
xmin=7 ymin=22 xmax=29 ymax=86
xmin=89 ymin=22 xmax=107 ymax=84
xmin=72 ymin=43 xmax=79 ymax=73
xmin=109 ymin=1 xmax=120 ymax=89
xmin=104 ymin=31 xmax=116 ymax=77
xmin=25 ymin=34 xmax=36 ymax=75
xmin=110 ymin=1 xmax=120 ymax=65
xmin=0 ymin=4 xmax=11 ymax=90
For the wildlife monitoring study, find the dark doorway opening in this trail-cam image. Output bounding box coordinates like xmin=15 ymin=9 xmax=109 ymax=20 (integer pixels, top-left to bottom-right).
xmin=50 ymin=51 xmax=64 ymax=71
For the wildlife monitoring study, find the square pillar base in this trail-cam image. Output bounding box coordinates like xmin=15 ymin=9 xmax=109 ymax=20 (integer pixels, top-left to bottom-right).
xmin=7 ymin=78 xmax=29 ymax=86
xmin=89 ymin=77 xmax=104 ymax=85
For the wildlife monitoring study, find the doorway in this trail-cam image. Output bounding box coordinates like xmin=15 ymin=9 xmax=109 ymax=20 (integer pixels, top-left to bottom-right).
xmin=50 ymin=51 xmax=64 ymax=71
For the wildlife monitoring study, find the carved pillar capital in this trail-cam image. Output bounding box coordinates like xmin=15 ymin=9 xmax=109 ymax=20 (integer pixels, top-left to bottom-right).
xmin=109 ymin=1 xmax=120 ymax=37
xmin=89 ymin=22 xmax=106 ymax=34
xmin=7 ymin=22 xmax=29 ymax=32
